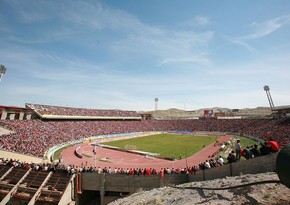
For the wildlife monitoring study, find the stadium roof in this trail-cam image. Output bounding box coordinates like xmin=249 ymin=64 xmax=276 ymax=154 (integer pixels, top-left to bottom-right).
xmin=40 ymin=115 xmax=142 ymax=120
xmin=272 ymin=105 xmax=290 ymax=112
xmin=0 ymin=105 xmax=32 ymax=110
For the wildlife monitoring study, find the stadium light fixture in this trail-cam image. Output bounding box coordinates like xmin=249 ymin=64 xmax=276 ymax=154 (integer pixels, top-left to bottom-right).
xmin=0 ymin=64 xmax=7 ymax=83
xmin=263 ymin=85 xmax=275 ymax=110
xmin=263 ymin=85 xmax=270 ymax=92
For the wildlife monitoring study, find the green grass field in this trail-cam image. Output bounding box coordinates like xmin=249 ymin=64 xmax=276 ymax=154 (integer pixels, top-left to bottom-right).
xmin=102 ymin=133 xmax=219 ymax=159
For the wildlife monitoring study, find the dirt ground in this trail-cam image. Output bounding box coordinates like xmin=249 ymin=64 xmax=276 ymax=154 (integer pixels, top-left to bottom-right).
xmin=109 ymin=172 xmax=290 ymax=205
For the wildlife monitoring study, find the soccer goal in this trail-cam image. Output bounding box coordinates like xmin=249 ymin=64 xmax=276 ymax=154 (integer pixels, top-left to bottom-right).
xmin=125 ymin=144 xmax=137 ymax=150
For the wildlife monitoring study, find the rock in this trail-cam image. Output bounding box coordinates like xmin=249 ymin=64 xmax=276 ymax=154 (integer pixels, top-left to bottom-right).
xmin=108 ymin=172 xmax=290 ymax=205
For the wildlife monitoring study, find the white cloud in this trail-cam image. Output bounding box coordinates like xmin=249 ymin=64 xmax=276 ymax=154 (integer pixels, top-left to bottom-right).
xmin=181 ymin=16 xmax=210 ymax=28
xmin=225 ymin=15 xmax=290 ymax=52
xmin=2 ymin=0 xmax=214 ymax=70
xmin=245 ymin=15 xmax=290 ymax=40
xmin=111 ymin=30 xmax=214 ymax=68
xmin=194 ymin=16 xmax=210 ymax=26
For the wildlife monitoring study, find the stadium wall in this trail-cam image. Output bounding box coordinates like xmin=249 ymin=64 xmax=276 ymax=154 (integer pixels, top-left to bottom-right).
xmin=79 ymin=152 xmax=278 ymax=205
xmin=58 ymin=174 xmax=75 ymax=205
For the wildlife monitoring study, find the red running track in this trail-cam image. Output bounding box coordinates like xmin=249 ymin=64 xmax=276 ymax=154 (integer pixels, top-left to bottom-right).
xmin=61 ymin=135 xmax=232 ymax=170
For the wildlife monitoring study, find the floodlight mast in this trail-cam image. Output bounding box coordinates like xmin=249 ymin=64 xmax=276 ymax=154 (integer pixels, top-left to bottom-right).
xmin=0 ymin=64 xmax=7 ymax=83
xmin=263 ymin=85 xmax=275 ymax=110
xmin=155 ymin=98 xmax=159 ymax=111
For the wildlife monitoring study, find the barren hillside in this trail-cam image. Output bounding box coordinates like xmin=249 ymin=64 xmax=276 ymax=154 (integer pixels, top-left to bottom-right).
xmin=144 ymin=107 xmax=272 ymax=118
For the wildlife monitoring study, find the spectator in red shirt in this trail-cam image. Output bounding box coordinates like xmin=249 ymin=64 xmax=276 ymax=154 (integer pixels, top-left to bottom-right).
xmin=267 ymin=138 xmax=280 ymax=152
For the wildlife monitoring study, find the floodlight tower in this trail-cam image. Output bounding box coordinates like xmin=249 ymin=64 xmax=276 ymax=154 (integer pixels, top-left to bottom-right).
xmin=0 ymin=64 xmax=7 ymax=83
xmin=264 ymin=85 xmax=275 ymax=110
xmin=155 ymin=98 xmax=159 ymax=111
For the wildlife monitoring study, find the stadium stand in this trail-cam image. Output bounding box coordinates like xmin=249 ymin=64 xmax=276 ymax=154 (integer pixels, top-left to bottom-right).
xmin=25 ymin=103 xmax=142 ymax=120
xmin=0 ymin=104 xmax=290 ymax=204
xmin=0 ymin=117 xmax=289 ymax=157
xmin=35 ymin=172 xmax=72 ymax=205
xmin=0 ymin=160 xmax=74 ymax=204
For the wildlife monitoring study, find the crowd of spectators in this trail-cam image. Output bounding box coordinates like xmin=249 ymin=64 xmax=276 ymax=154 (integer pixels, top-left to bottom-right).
xmin=0 ymin=156 xmax=195 ymax=176
xmin=221 ymin=137 xmax=280 ymax=166
xmin=26 ymin=103 xmax=140 ymax=117
xmin=0 ymin=157 xmax=202 ymax=176
xmin=0 ymin=157 xmax=70 ymax=174
xmin=0 ymin=118 xmax=289 ymax=158
xmin=0 ymin=152 xmax=257 ymax=177
xmin=0 ymin=130 xmax=281 ymax=178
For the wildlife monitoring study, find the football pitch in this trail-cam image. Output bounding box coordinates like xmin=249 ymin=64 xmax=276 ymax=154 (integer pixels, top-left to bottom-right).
xmin=102 ymin=133 xmax=219 ymax=159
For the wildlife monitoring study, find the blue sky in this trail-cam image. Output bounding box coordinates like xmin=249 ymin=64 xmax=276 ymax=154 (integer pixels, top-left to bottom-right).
xmin=0 ymin=0 xmax=290 ymax=111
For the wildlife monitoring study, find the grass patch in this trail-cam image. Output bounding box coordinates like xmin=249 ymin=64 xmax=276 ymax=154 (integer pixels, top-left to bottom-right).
xmin=53 ymin=144 xmax=75 ymax=160
xmin=102 ymin=133 xmax=218 ymax=159
xmin=98 ymin=158 xmax=111 ymax=162
xmin=82 ymin=154 xmax=93 ymax=158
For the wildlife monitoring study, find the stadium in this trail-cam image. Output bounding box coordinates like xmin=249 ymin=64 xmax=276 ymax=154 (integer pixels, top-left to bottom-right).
xmin=1 ymin=0 xmax=290 ymax=203
xmin=0 ymin=102 xmax=290 ymax=204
